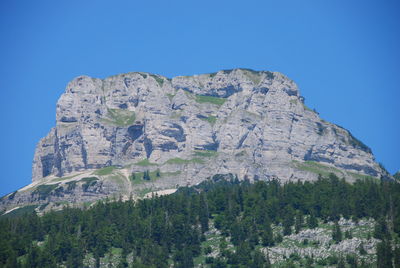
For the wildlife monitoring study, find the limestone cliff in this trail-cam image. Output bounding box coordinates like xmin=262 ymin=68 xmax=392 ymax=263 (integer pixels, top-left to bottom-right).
xmin=0 ymin=69 xmax=389 ymax=213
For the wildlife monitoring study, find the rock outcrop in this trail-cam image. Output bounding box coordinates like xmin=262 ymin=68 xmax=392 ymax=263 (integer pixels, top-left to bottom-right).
xmin=0 ymin=69 xmax=389 ymax=212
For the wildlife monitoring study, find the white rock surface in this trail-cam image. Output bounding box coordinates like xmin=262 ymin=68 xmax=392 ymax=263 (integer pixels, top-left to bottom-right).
xmin=32 ymin=69 xmax=385 ymax=184
xmin=0 ymin=69 xmax=390 ymax=211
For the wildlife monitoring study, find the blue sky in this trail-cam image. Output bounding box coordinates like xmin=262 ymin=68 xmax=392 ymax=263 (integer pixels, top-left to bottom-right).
xmin=0 ymin=0 xmax=399 ymax=196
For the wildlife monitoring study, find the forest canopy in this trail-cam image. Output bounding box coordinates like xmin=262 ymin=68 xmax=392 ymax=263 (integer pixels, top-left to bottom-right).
xmin=0 ymin=173 xmax=399 ymax=267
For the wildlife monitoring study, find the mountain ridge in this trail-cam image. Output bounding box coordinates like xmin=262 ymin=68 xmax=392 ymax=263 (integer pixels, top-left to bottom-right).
xmin=0 ymin=68 xmax=390 ymax=212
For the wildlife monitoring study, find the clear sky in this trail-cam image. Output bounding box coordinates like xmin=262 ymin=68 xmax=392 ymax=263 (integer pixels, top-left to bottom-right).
xmin=0 ymin=0 xmax=399 ymax=196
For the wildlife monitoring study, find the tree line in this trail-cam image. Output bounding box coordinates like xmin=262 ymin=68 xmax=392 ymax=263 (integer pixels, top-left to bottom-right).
xmin=0 ymin=173 xmax=399 ymax=267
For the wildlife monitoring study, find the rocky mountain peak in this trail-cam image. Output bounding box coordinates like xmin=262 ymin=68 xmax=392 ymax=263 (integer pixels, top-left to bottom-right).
xmin=0 ymin=68 xmax=388 ymax=213
xmin=32 ymin=68 xmax=383 ymax=184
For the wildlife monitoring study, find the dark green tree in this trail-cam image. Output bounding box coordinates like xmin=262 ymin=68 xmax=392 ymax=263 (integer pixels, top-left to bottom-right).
xmin=332 ymin=222 xmax=342 ymax=243
xmin=374 ymin=217 xmax=390 ymax=240
xmin=307 ymin=212 xmax=318 ymax=229
xmin=251 ymin=249 xmax=267 ymax=268
xmin=337 ymin=257 xmax=346 ymax=268
xmin=199 ymin=193 xmax=209 ymax=233
xmin=295 ymin=211 xmax=304 ymax=234
xmin=394 ymin=246 xmax=400 ymax=268
xmin=377 ymin=240 xmax=393 ymax=268
xmin=261 ymin=220 xmax=274 ymax=247
xmin=283 ymin=208 xmax=294 ymax=236
xmin=143 ymin=170 xmax=151 ymax=181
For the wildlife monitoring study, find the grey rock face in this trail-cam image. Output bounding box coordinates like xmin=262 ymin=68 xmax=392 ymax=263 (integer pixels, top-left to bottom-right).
xmin=32 ymin=69 xmax=384 ymax=184
xmin=0 ymin=69 xmax=390 ymax=212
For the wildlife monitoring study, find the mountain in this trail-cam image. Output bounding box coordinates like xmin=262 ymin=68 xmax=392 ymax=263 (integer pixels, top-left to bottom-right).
xmin=0 ymin=68 xmax=390 ymax=213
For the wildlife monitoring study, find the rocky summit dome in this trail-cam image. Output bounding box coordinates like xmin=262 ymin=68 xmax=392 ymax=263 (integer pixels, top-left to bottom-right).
xmin=0 ymin=69 xmax=389 ymax=212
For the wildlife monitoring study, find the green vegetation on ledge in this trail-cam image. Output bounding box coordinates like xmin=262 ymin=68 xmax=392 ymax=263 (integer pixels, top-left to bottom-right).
xmin=130 ymin=170 xmax=159 ymax=184
xmin=293 ymin=160 xmax=344 ymax=177
xmin=32 ymin=184 xmax=59 ymax=199
xmin=165 ymin=157 xmax=204 ymax=165
xmin=94 ymin=166 xmax=116 ymax=176
xmin=193 ymin=150 xmax=218 ymax=158
xmin=243 ymin=69 xmax=262 ymax=85
xmin=101 ymin=108 xmax=136 ymax=127
xmin=195 ymin=95 xmax=226 ymax=106
xmin=135 ymin=159 xmax=158 ymax=166
xmin=149 ymin=74 xmax=164 ymax=87
xmin=199 ymin=115 xmax=217 ymax=125
xmin=294 ymin=160 xmax=379 ymax=181
xmin=166 ymin=93 xmax=176 ymax=100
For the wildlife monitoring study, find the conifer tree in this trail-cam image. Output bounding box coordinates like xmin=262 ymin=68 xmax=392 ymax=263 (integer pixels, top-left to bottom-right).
xmin=199 ymin=193 xmax=209 ymax=233
xmin=261 ymin=220 xmax=274 ymax=247
xmin=377 ymin=240 xmax=393 ymax=268
xmin=143 ymin=170 xmax=151 ymax=181
xmin=295 ymin=211 xmax=304 ymax=234
xmin=307 ymin=212 xmax=318 ymax=229
xmin=394 ymin=246 xmax=400 ymax=268
xmin=332 ymin=221 xmax=343 ymax=243
xmin=251 ymin=249 xmax=267 ymax=268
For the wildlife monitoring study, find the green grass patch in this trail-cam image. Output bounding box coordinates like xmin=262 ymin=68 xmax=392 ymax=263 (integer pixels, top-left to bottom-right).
xmin=94 ymin=166 xmax=116 ymax=176
xmin=195 ymin=95 xmax=226 ymax=106
xmin=130 ymin=173 xmax=144 ymax=185
xmin=166 ymin=93 xmax=176 ymax=100
xmin=165 ymin=158 xmax=192 ymax=164
xmin=293 ymin=160 xmax=344 ymax=177
xmin=108 ymin=174 xmax=126 ymax=186
xmin=200 ymin=115 xmax=217 ymax=125
xmin=80 ymin=177 xmax=98 ymax=183
xmin=135 ymin=159 xmax=158 ymax=166
xmin=130 ymin=170 xmax=163 ymax=185
xmin=295 ymin=160 xmax=379 ymax=182
xmin=150 ymin=74 xmax=164 ymax=87
xmin=243 ymin=69 xmax=262 ymax=85
xmin=138 ymin=73 xmax=148 ymax=79
xmin=102 ymin=108 xmax=136 ymax=127
xmin=33 ymin=184 xmax=59 ymax=198
xmin=165 ymin=157 xmax=204 ymax=165
xmin=194 ymin=150 xmax=218 ymax=157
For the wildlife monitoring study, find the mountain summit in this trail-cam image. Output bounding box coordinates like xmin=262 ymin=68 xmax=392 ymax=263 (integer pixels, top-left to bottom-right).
xmin=1 ymin=69 xmax=388 ymax=212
